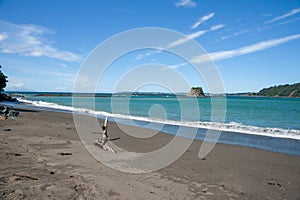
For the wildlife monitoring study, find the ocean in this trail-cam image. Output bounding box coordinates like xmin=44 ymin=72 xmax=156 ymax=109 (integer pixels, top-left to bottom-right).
xmin=4 ymin=92 xmax=300 ymax=156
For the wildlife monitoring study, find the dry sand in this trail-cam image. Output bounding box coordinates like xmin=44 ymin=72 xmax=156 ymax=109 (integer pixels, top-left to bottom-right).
xmin=0 ymin=108 xmax=300 ymax=199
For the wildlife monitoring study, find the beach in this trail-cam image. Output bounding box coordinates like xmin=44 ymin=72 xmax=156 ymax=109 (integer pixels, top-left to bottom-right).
xmin=0 ymin=108 xmax=300 ymax=200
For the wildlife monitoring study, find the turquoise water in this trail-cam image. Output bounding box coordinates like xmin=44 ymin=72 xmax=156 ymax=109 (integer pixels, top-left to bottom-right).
xmin=17 ymin=93 xmax=300 ymax=131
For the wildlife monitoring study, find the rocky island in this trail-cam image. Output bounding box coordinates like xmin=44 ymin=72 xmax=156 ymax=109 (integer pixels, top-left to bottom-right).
xmin=188 ymin=87 xmax=205 ymax=97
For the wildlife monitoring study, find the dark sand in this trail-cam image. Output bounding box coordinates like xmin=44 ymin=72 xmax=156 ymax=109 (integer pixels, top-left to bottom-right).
xmin=0 ymin=108 xmax=300 ymax=199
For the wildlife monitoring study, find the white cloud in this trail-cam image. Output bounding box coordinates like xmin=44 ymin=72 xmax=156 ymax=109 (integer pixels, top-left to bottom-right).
xmin=134 ymin=49 xmax=162 ymax=61
xmin=162 ymin=62 xmax=188 ymax=70
xmin=210 ymin=24 xmax=225 ymax=31
xmin=221 ymin=29 xmax=251 ymax=40
xmin=192 ymin=34 xmax=300 ymax=64
xmin=258 ymin=17 xmax=300 ymax=32
xmin=175 ymin=0 xmax=197 ymax=8
xmin=168 ymin=30 xmax=207 ymax=48
xmin=135 ymin=51 xmax=154 ymax=61
xmin=265 ymin=8 xmax=300 ymax=24
xmin=6 ymin=82 xmax=25 ymax=91
xmin=0 ymin=20 xmax=82 ymax=62
xmin=191 ymin=13 xmax=215 ymax=29
xmin=55 ymin=86 xmax=67 ymax=91
xmin=168 ymin=24 xmax=224 ymax=48
xmin=0 ymin=32 xmax=8 ymax=42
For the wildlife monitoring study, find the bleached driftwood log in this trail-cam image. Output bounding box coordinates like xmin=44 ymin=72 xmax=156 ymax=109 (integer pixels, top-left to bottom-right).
xmin=94 ymin=116 xmax=116 ymax=153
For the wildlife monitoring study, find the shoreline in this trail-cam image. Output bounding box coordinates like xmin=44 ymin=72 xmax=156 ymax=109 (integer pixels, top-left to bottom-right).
xmin=3 ymin=100 xmax=300 ymax=156
xmin=0 ymin=107 xmax=300 ymax=199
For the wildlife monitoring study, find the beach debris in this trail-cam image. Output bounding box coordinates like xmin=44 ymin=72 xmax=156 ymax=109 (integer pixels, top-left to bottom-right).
xmin=267 ymin=180 xmax=282 ymax=188
xmin=94 ymin=116 xmax=116 ymax=153
xmin=94 ymin=139 xmax=116 ymax=153
xmin=108 ymin=137 xmax=120 ymax=141
xmin=0 ymin=105 xmax=19 ymax=119
xmin=57 ymin=152 xmax=72 ymax=156
xmin=277 ymin=183 xmax=282 ymax=187
xmin=8 ymin=152 xmax=22 ymax=156
xmin=13 ymin=173 xmax=39 ymax=180
xmin=101 ymin=116 xmax=109 ymax=142
xmin=267 ymin=180 xmax=276 ymax=185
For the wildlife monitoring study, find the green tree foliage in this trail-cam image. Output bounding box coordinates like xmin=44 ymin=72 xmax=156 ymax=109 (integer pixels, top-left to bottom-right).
xmin=0 ymin=65 xmax=8 ymax=92
xmin=257 ymin=83 xmax=300 ymax=97
xmin=190 ymin=87 xmax=205 ymax=97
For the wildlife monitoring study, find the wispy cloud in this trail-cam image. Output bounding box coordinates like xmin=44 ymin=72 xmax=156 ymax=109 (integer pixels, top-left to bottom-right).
xmin=162 ymin=62 xmax=188 ymax=70
xmin=7 ymin=82 xmax=25 ymax=90
xmin=168 ymin=30 xmax=207 ymax=48
xmin=168 ymin=24 xmax=225 ymax=48
xmin=192 ymin=34 xmax=300 ymax=64
xmin=175 ymin=0 xmax=197 ymax=8
xmin=210 ymin=24 xmax=225 ymax=31
xmin=0 ymin=20 xmax=82 ymax=62
xmin=191 ymin=13 xmax=215 ymax=29
xmin=265 ymin=8 xmax=300 ymax=24
xmin=55 ymin=86 xmax=68 ymax=91
xmin=134 ymin=23 xmax=225 ymax=61
xmin=262 ymin=13 xmax=272 ymax=17
xmin=134 ymin=49 xmax=162 ymax=61
xmin=0 ymin=32 xmax=8 ymax=42
xmin=220 ymin=29 xmax=251 ymax=40
xmin=258 ymin=17 xmax=300 ymax=32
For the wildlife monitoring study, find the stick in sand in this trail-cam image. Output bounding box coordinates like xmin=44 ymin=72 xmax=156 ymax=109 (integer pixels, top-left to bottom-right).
xmin=101 ymin=116 xmax=109 ymax=143
xmin=94 ymin=116 xmax=116 ymax=153
xmin=13 ymin=173 xmax=39 ymax=180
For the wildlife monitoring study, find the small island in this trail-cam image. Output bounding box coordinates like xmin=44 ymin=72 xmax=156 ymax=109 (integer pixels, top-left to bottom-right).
xmin=188 ymin=87 xmax=205 ymax=97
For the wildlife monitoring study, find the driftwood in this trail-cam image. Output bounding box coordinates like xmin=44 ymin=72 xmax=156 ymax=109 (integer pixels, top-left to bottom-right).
xmin=0 ymin=105 xmax=19 ymax=119
xmin=13 ymin=173 xmax=39 ymax=180
xmin=94 ymin=116 xmax=116 ymax=153
xmin=94 ymin=139 xmax=116 ymax=153
xmin=57 ymin=152 xmax=72 ymax=156
xmin=0 ymin=116 xmax=6 ymax=120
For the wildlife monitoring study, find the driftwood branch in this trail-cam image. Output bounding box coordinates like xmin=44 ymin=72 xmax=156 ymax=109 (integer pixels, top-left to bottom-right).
xmin=57 ymin=152 xmax=72 ymax=156
xmin=94 ymin=139 xmax=116 ymax=153
xmin=94 ymin=116 xmax=116 ymax=153
xmin=13 ymin=173 xmax=39 ymax=180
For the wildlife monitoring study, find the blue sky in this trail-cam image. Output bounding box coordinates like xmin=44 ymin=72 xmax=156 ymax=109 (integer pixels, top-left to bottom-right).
xmin=0 ymin=0 xmax=299 ymax=93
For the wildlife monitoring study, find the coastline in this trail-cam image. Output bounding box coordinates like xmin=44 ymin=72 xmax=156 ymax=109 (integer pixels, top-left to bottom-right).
xmin=4 ymin=99 xmax=300 ymax=156
xmin=0 ymin=107 xmax=300 ymax=199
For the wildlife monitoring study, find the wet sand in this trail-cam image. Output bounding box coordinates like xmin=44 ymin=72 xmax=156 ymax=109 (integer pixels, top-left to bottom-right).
xmin=0 ymin=108 xmax=300 ymax=199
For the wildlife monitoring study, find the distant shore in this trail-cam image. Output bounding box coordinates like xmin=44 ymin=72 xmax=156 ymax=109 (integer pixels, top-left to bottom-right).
xmin=3 ymin=91 xmax=300 ymax=99
xmin=0 ymin=107 xmax=300 ymax=199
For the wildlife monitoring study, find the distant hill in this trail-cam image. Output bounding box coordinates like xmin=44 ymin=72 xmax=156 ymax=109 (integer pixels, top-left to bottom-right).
xmin=256 ymin=83 xmax=300 ymax=97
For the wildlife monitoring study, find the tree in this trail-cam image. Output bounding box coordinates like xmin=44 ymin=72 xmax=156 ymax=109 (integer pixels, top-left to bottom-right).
xmin=0 ymin=65 xmax=8 ymax=92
